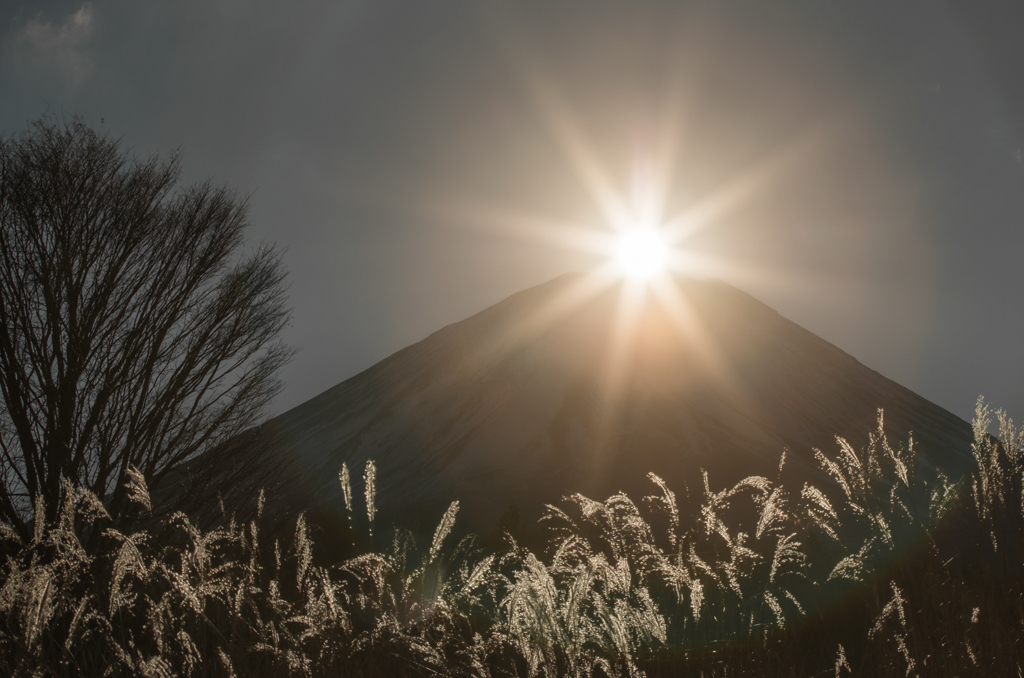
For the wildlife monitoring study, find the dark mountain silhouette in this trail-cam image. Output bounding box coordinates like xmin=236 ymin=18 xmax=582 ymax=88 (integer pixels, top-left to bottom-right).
xmin=249 ymin=273 xmax=974 ymax=533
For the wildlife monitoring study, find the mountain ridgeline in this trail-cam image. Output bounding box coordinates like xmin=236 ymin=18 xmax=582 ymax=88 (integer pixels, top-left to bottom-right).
xmin=252 ymin=273 xmax=973 ymax=534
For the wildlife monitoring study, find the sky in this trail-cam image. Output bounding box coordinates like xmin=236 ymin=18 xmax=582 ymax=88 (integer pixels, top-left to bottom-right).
xmin=2 ymin=1 xmax=1023 ymax=424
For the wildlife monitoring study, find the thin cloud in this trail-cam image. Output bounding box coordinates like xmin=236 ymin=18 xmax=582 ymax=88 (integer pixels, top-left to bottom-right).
xmin=13 ymin=3 xmax=96 ymax=81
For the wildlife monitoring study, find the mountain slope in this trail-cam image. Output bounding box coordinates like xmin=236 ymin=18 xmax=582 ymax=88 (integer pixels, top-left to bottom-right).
xmin=254 ymin=273 xmax=974 ymax=531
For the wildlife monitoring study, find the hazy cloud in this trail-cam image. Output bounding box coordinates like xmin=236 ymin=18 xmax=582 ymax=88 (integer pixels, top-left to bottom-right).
xmin=13 ymin=3 xmax=96 ymax=81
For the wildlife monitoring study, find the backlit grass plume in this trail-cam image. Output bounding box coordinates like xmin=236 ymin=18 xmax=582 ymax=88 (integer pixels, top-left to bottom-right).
xmin=1 ymin=403 xmax=1022 ymax=676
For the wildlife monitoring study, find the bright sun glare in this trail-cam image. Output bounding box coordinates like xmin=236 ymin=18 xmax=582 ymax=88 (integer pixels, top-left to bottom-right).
xmin=616 ymin=228 xmax=668 ymax=279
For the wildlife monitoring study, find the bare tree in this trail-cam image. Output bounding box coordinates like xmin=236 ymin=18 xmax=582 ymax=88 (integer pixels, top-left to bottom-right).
xmin=0 ymin=117 xmax=294 ymax=538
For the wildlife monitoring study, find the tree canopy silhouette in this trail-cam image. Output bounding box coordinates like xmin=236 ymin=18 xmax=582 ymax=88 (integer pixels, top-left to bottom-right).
xmin=0 ymin=117 xmax=293 ymax=538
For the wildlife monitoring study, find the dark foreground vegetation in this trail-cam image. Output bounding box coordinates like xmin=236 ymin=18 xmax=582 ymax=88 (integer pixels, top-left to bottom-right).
xmin=1 ymin=398 xmax=1021 ymax=677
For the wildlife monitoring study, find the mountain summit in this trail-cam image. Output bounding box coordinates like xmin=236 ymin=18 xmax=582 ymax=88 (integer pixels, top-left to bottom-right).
xmin=254 ymin=273 xmax=973 ymax=531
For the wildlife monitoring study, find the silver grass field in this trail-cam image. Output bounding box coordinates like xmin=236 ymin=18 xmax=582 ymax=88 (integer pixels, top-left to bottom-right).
xmin=1 ymin=398 xmax=1022 ymax=677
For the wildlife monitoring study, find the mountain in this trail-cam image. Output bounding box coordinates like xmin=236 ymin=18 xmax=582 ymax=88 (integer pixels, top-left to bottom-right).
xmin=251 ymin=273 xmax=974 ymax=533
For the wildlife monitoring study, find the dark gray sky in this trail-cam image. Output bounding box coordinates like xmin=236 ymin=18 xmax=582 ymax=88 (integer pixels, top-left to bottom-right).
xmin=3 ymin=1 xmax=1023 ymax=424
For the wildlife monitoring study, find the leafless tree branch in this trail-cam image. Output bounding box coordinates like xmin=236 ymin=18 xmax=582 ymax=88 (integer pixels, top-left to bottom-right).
xmin=0 ymin=116 xmax=295 ymax=538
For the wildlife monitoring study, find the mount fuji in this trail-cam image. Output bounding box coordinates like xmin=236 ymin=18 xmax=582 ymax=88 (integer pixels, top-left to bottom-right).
xmin=247 ymin=273 xmax=974 ymax=533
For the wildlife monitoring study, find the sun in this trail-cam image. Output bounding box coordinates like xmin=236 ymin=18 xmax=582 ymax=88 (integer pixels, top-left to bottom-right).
xmin=615 ymin=228 xmax=668 ymax=279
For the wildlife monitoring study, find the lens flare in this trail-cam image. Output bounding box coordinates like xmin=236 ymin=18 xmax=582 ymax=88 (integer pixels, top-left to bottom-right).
xmin=616 ymin=229 xmax=667 ymax=279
